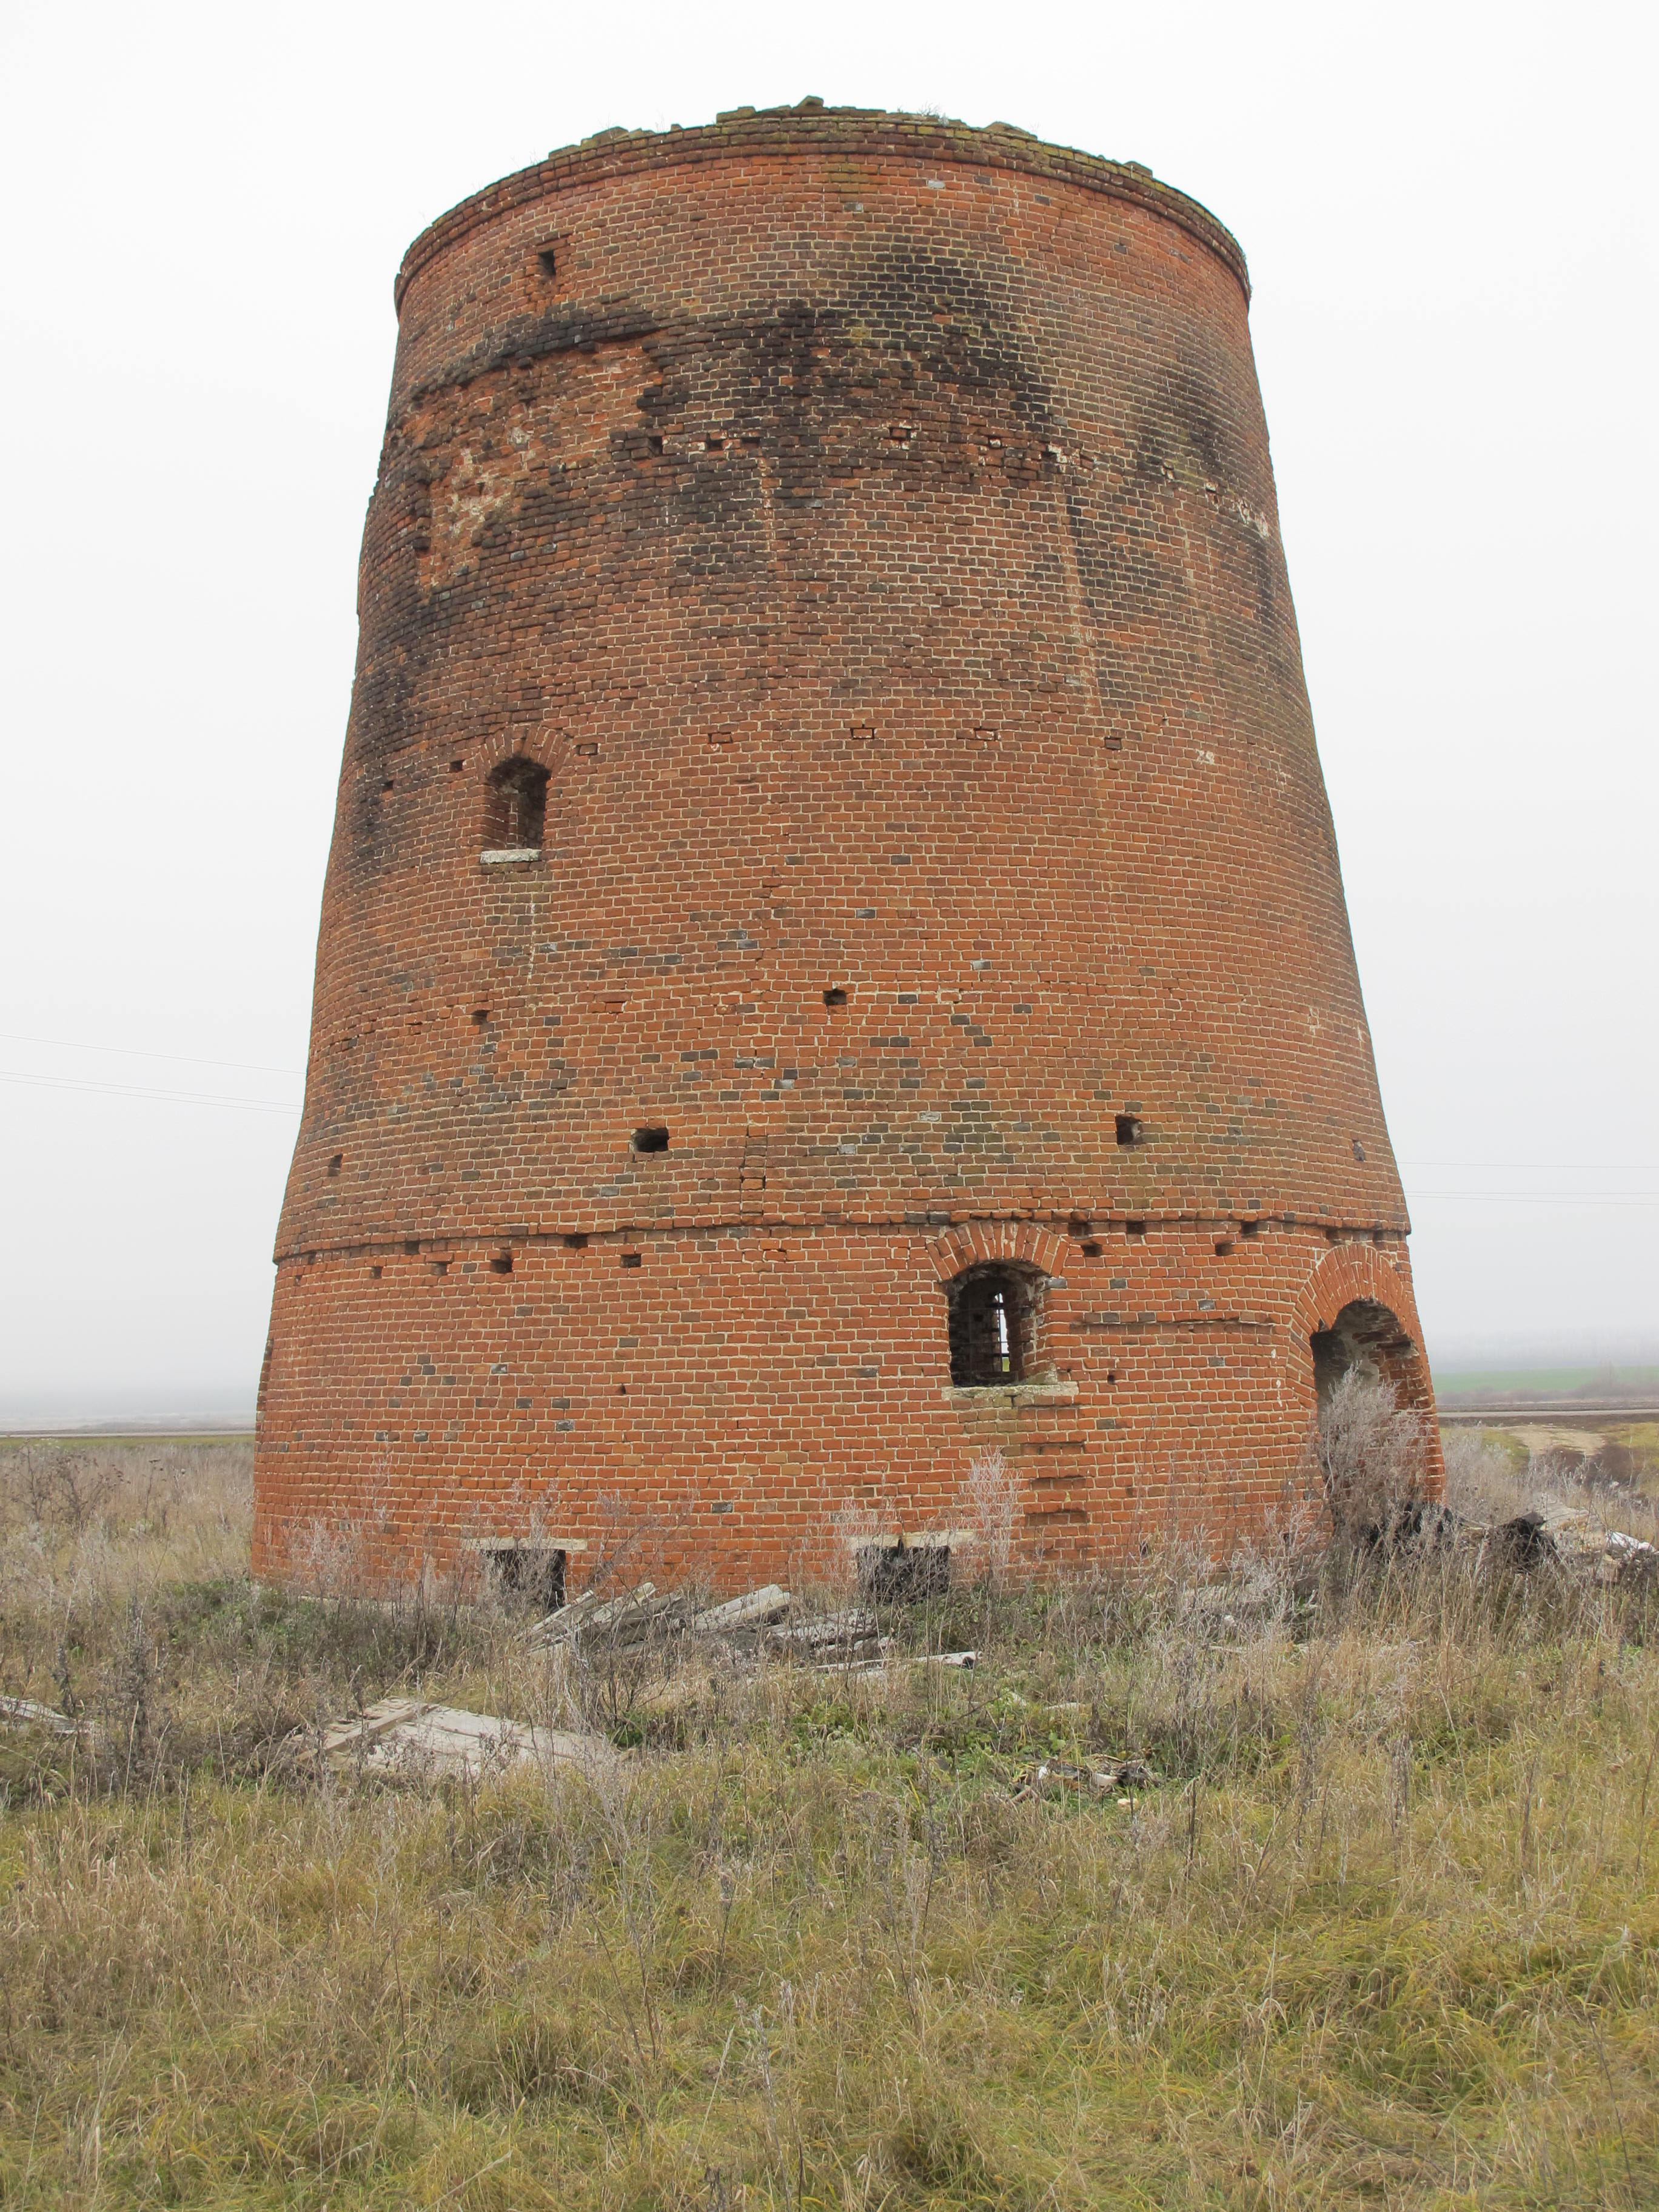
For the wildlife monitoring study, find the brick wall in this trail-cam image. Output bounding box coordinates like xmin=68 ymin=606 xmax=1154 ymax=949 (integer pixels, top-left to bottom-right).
xmin=254 ymin=104 xmax=1437 ymax=1590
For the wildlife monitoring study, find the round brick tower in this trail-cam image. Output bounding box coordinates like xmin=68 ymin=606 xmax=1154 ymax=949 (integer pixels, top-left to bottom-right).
xmin=253 ymin=103 xmax=1438 ymax=1594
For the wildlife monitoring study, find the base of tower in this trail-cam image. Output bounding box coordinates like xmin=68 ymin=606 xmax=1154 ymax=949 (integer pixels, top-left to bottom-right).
xmin=252 ymin=1219 xmax=1439 ymax=1594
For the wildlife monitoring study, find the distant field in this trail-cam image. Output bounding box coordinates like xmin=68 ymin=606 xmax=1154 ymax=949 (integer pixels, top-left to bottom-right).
xmin=1434 ymin=1362 xmax=1659 ymax=1403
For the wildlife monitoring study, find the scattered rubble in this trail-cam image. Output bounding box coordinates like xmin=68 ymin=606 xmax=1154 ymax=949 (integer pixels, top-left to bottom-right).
xmin=1020 ymin=1756 xmax=1158 ymax=1803
xmin=1599 ymin=1530 xmax=1658 ymax=1586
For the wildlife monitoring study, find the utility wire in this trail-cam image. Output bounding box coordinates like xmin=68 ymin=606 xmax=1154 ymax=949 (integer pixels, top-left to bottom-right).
xmin=0 ymin=1031 xmax=303 ymax=1079
xmin=0 ymin=1071 xmax=301 ymax=1116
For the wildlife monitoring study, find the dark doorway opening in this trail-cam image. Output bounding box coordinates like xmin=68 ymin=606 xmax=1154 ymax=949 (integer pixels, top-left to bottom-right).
xmin=478 ymin=1543 xmax=566 ymax=1612
xmin=859 ymin=1540 xmax=950 ymax=1601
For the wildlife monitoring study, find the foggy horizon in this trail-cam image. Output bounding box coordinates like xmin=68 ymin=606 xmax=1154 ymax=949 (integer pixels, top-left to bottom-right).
xmin=2 ymin=0 xmax=1655 ymax=1425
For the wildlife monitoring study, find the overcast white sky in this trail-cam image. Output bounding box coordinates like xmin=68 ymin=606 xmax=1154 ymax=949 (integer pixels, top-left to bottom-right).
xmin=1 ymin=0 xmax=1654 ymax=1424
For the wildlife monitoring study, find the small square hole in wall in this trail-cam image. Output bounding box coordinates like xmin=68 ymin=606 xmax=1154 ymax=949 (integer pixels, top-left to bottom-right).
xmin=381 ymin=777 xmax=394 ymax=794
xmin=1081 ymin=1240 xmax=1102 ymax=1258
xmin=431 ymin=1259 xmax=449 ymax=1276
xmin=472 ymin=1007 xmax=489 ymax=1026
xmin=404 ymin=1239 xmax=420 ymax=1256
xmin=1125 ymin=1219 xmax=1147 ymax=1241
xmin=647 ymin=435 xmax=663 ymax=455
xmin=1241 ymin=1218 xmax=1261 ymax=1239
xmin=705 ymin=435 xmax=725 ymax=452
xmin=326 ymin=1153 xmax=343 ymax=1178
xmin=537 ymin=245 xmax=558 ymax=278
xmin=369 ymin=1264 xmax=383 ymax=1279
xmin=449 ymin=758 xmax=464 ymax=773
xmin=1116 ymin=1113 xmax=1143 ymax=1147
xmin=490 ymin=1253 xmax=514 ymax=1275
xmin=576 ymin=742 xmax=598 ymax=757
xmin=823 ymin=987 xmax=848 ymax=1007
xmin=563 ymin=1232 xmax=588 ymax=1250
xmin=1214 ymin=1237 xmax=1235 ymax=1256
xmin=632 ymin=1126 xmax=669 ymax=1153
xmin=620 ymin=1251 xmax=643 ymax=1269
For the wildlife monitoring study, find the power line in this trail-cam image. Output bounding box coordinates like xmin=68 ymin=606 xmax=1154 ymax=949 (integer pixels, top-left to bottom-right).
xmin=0 ymin=1071 xmax=301 ymax=1116
xmin=0 ymin=1031 xmax=303 ymax=1079
xmin=1401 ymin=1159 xmax=1658 ymax=1173
xmin=1409 ymin=1190 xmax=1659 ymax=1206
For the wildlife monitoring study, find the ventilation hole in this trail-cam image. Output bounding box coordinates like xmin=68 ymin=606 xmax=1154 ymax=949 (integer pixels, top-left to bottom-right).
xmin=369 ymin=1263 xmax=383 ymax=1279
xmin=706 ymin=435 xmax=725 ymax=452
xmin=620 ymin=1252 xmax=643 ymax=1269
xmin=1125 ymin=1220 xmax=1146 ymax=1241
xmin=632 ymin=1126 xmax=669 ymax=1153
xmin=404 ymin=1239 xmax=420 ymax=1256
xmin=1081 ymin=1241 xmax=1102 ymax=1258
xmin=823 ymin=987 xmax=848 ymax=1007
xmin=431 ymin=1259 xmax=449 ymax=1276
xmin=1107 ymin=1368 xmax=1118 ymax=1386
xmin=576 ymin=741 xmax=598 ymax=757
xmin=449 ymin=758 xmax=464 ymax=773
xmin=1241 ymin=1219 xmax=1261 ymax=1239
xmin=381 ymin=778 xmax=394 ymax=794
xmin=1115 ymin=1113 xmax=1143 ymax=1147
xmin=647 ymin=434 xmax=663 ymax=455
xmin=537 ymin=245 xmax=557 ymax=278
xmin=1215 ymin=1238 xmax=1235 ymax=1257
xmin=472 ymin=1007 xmax=489 ymax=1026
xmin=563 ymin=1232 xmax=589 ymax=1250
xmin=326 ymin=1153 xmax=343 ymax=1178
xmin=490 ymin=1253 xmax=514 ymax=1275
xmin=1326 ymin=1228 xmax=1343 ymax=1245
xmin=1372 ymin=1228 xmax=1387 ymax=1247
xmin=1352 ymin=1138 xmax=1367 ymax=1162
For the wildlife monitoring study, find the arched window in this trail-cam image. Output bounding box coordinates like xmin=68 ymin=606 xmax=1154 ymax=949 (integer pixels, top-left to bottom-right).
xmin=483 ymin=756 xmax=548 ymax=856
xmin=947 ymin=1262 xmax=1046 ymax=1387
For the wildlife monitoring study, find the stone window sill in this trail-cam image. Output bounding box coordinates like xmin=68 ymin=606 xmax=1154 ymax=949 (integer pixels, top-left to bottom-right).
xmin=942 ymin=1379 xmax=1079 ymax=1407
xmin=481 ymin=847 xmax=541 ymax=865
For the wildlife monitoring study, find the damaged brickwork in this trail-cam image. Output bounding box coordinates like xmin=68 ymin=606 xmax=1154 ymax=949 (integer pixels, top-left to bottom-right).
xmin=254 ymin=103 xmax=1439 ymax=1593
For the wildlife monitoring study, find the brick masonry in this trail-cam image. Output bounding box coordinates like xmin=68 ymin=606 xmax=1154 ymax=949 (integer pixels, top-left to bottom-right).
xmin=253 ymin=103 xmax=1439 ymax=1592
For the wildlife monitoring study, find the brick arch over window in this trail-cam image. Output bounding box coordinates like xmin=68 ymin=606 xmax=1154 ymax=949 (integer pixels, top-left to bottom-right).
xmin=1291 ymin=1245 xmax=1443 ymax=1491
xmin=925 ymin=1221 xmax=1068 ymax=1288
xmin=927 ymin=1223 xmax=1065 ymax=1388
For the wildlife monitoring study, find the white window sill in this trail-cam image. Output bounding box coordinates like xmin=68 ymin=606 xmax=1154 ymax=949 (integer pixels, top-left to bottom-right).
xmin=942 ymin=1379 xmax=1078 ymax=1406
xmin=481 ymin=848 xmax=541 ymax=865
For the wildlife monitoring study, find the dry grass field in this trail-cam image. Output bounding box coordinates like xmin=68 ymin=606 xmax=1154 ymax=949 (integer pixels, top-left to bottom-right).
xmin=1 ymin=1430 xmax=1657 ymax=2210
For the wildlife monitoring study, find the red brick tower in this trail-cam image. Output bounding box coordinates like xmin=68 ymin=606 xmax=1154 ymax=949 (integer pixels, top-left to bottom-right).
xmin=253 ymin=104 xmax=1437 ymax=1592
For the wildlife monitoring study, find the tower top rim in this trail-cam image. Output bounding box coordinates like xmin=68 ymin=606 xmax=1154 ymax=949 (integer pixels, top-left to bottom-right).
xmin=393 ymin=104 xmax=1250 ymax=315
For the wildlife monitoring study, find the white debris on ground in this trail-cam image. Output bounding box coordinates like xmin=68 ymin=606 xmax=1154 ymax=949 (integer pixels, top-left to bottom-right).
xmin=0 ymin=1695 xmax=83 ymax=1736
xmin=317 ymin=1698 xmax=612 ymax=1784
